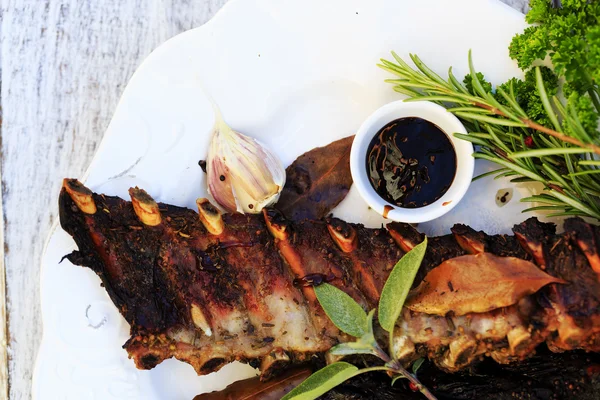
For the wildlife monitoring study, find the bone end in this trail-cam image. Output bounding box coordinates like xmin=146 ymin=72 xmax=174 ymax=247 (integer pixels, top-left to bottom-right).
xmin=263 ymin=208 xmax=289 ymax=241
xmin=129 ymin=187 xmax=161 ymax=226
xmin=196 ymin=198 xmax=224 ymax=236
xmin=512 ymin=218 xmax=554 ymax=268
xmin=62 ymin=179 xmax=97 ymax=214
xmin=451 ymin=224 xmax=486 ymax=254
xmin=514 ymin=231 xmax=546 ymax=267
xmin=507 ymin=325 xmax=532 ymax=354
xmin=191 ymin=303 xmax=212 ymax=337
xmin=392 ymin=334 xmax=417 ymax=363
xmin=387 ymin=222 xmax=423 ymax=253
xmin=564 ymin=218 xmax=600 ymax=274
xmin=557 ymin=319 xmax=586 ymax=349
xmin=260 ymin=349 xmax=290 ymax=381
xmin=326 ymin=218 xmax=357 ymax=253
xmin=439 ymin=335 xmax=479 ymax=371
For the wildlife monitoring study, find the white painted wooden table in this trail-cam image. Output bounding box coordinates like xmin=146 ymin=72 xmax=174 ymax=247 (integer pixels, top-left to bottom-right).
xmin=0 ymin=0 xmax=528 ymax=398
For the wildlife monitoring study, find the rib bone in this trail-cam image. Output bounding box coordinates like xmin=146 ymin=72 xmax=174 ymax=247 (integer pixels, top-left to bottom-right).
xmin=129 ymin=187 xmax=161 ymax=226
xmin=326 ymin=218 xmax=357 ymax=253
xmin=191 ymin=303 xmax=212 ymax=337
xmin=62 ymin=179 xmax=97 ymax=214
xmin=196 ymin=198 xmax=224 ymax=236
xmin=260 ymin=349 xmax=290 ymax=380
xmin=439 ymin=335 xmax=479 ymax=370
xmin=507 ymin=325 xmax=532 ymax=354
xmin=263 ymin=208 xmax=289 ymax=241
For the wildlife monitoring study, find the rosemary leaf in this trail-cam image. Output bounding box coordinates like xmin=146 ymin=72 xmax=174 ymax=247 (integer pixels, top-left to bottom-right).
xmin=510 ymin=147 xmax=592 ymax=158
xmin=520 ymin=195 xmax=565 ymax=205
xmin=454 ymin=112 xmax=527 ymax=127
xmin=578 ymin=160 xmax=600 ymax=166
xmin=473 ymin=153 xmax=544 ymax=182
xmin=453 ymin=133 xmax=489 ymax=147
xmin=522 ymin=205 xmax=567 ymax=212
xmin=403 ymin=95 xmax=470 ymax=104
xmin=535 ymin=67 xmax=561 ymax=132
xmin=473 ymin=168 xmax=510 ymax=181
xmin=569 ymin=170 xmax=600 ymax=177
xmin=549 ymin=189 xmax=600 ymax=219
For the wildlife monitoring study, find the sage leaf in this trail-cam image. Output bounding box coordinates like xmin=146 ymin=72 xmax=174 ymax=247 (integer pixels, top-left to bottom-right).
xmin=314 ymin=283 xmax=367 ymax=337
xmin=412 ymin=358 xmax=425 ymax=374
xmin=391 ymin=375 xmax=407 ymax=386
xmin=362 ymin=308 xmax=376 ymax=339
xmin=281 ymin=362 xmax=359 ymax=400
xmin=378 ymin=237 xmax=428 ymax=332
xmin=328 ymin=341 xmax=378 ymax=357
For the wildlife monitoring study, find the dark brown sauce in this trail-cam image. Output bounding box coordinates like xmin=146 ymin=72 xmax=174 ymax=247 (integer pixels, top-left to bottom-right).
xmin=366 ymin=117 xmax=457 ymax=209
xmin=382 ymin=205 xmax=394 ymax=219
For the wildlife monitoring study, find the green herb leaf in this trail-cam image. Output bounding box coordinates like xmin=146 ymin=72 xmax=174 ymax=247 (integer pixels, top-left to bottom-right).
xmin=412 ymin=358 xmax=425 ymax=375
xmin=328 ymin=310 xmax=379 ymax=357
xmin=281 ymin=362 xmax=359 ymax=400
xmin=391 ymin=375 xmax=407 ymax=386
xmin=535 ymin=67 xmax=561 ymax=131
xmin=509 ymin=147 xmax=592 ymax=158
xmin=314 ymin=283 xmax=367 ymax=337
xmin=378 ymin=238 xmax=428 ymax=332
xmin=328 ymin=341 xmax=378 ymax=357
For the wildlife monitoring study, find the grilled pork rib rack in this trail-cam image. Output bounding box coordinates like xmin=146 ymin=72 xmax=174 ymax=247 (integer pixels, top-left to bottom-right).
xmin=59 ymin=179 xmax=600 ymax=379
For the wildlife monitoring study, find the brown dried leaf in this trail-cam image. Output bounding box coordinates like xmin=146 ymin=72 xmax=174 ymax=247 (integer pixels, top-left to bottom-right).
xmin=193 ymin=368 xmax=312 ymax=400
xmin=277 ymin=136 xmax=354 ymax=221
xmin=405 ymin=252 xmax=567 ymax=316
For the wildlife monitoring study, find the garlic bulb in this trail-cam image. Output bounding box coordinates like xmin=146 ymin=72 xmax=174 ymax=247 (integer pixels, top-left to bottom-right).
xmin=206 ymin=105 xmax=285 ymax=214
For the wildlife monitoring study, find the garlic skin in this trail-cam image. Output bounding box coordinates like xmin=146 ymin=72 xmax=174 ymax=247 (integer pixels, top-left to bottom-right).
xmin=206 ymin=107 xmax=285 ymax=214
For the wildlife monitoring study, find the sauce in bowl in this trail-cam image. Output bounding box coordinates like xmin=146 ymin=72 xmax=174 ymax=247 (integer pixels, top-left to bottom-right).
xmin=366 ymin=117 xmax=457 ymax=209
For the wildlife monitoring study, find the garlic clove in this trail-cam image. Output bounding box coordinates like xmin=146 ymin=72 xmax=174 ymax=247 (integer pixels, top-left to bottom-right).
xmin=206 ymin=104 xmax=285 ymax=214
xmin=207 ymin=136 xmax=238 ymax=213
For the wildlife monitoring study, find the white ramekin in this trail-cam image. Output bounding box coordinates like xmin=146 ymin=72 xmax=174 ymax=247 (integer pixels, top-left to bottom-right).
xmin=350 ymin=100 xmax=474 ymax=223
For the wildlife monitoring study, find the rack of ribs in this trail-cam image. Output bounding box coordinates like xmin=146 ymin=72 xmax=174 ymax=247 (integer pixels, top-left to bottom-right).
xmin=58 ymin=178 xmax=600 ymax=379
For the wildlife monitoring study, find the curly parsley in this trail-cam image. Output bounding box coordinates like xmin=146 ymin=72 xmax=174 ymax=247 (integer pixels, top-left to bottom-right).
xmin=509 ymin=0 xmax=600 ymax=117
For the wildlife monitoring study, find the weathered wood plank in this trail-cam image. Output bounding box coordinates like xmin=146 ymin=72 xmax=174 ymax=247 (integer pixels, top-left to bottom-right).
xmin=0 ymin=167 xmax=7 ymax=400
xmin=0 ymin=0 xmax=527 ymax=399
xmin=0 ymin=1 xmax=227 ymax=398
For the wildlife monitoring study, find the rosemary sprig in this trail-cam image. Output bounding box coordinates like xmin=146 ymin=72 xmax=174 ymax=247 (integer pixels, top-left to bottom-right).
xmin=378 ymin=51 xmax=600 ymax=220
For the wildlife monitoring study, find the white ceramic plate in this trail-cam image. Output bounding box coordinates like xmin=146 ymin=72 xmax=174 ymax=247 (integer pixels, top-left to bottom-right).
xmin=34 ymin=1 xmax=532 ymax=398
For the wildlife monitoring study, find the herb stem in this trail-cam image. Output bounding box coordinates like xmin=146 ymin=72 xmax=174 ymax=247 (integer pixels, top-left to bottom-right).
xmin=582 ymin=70 xmax=600 ymax=114
xmin=390 ymin=364 xmax=437 ymax=400
xmin=388 ymin=329 xmax=395 ymax=365
xmin=520 ymin=118 xmax=600 ymax=156
xmin=588 ymin=88 xmax=600 ymax=115
xmin=354 ymin=366 xmax=395 ymax=374
xmin=372 ymin=341 xmax=392 ymax=364
xmin=350 ymin=365 xmax=437 ymax=400
xmin=470 ymin=101 xmax=600 ymax=156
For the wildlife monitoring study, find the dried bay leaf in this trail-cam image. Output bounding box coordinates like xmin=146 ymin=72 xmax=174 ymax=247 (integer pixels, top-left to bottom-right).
xmin=277 ymin=136 xmax=354 ymax=221
xmin=194 ymin=368 xmax=312 ymax=400
xmin=405 ymin=252 xmax=567 ymax=316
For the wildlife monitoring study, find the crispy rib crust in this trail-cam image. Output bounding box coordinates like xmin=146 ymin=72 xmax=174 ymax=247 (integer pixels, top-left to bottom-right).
xmin=59 ymin=181 xmax=600 ymax=377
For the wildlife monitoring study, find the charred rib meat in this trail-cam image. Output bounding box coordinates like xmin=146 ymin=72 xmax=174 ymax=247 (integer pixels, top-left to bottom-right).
xmin=59 ymin=179 xmax=600 ymax=378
